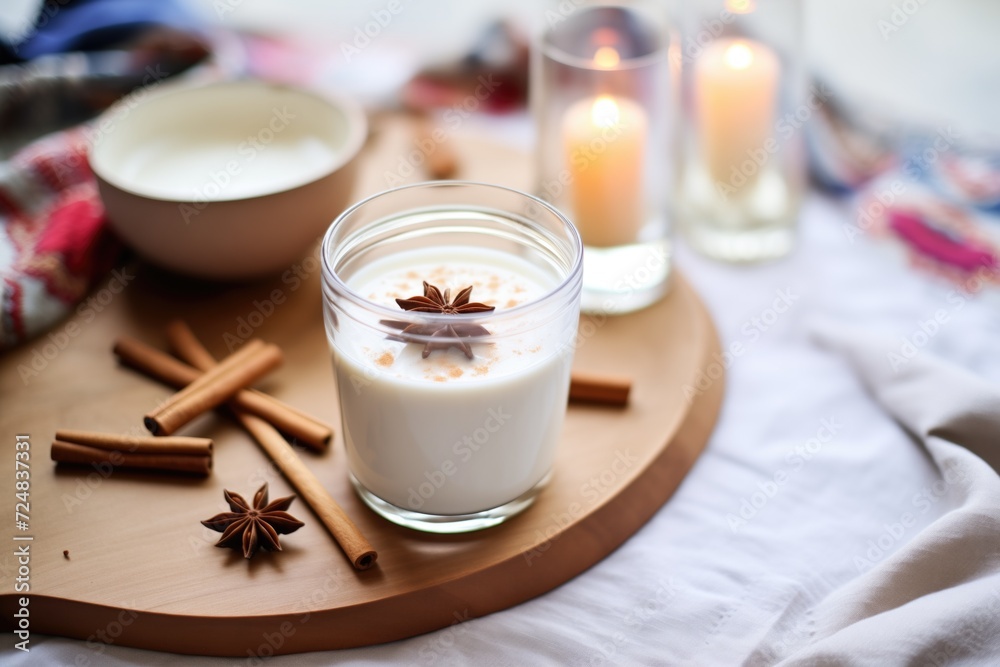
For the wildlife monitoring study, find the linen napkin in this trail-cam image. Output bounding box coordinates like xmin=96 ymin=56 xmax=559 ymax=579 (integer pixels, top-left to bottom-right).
xmin=775 ymin=328 xmax=1000 ymax=665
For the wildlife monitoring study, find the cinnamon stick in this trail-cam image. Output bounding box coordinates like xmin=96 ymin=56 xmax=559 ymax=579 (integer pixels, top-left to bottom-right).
xmin=51 ymin=440 xmax=211 ymax=476
xmin=56 ymin=429 xmax=212 ymax=456
xmin=415 ymin=114 xmax=459 ymax=179
xmin=163 ymin=320 xmax=333 ymax=450
xmin=113 ymin=336 xmax=332 ymax=450
xmin=114 ymin=335 xmax=200 ymax=387
xmin=143 ymin=339 xmax=282 ymax=436
xmin=569 ymin=372 xmax=632 ymax=406
xmin=238 ymin=412 xmax=377 ymax=570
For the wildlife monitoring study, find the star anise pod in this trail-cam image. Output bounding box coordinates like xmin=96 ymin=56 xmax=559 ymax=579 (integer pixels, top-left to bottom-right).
xmin=382 ymin=281 xmax=495 ymax=359
xmin=201 ymin=483 xmax=304 ymax=559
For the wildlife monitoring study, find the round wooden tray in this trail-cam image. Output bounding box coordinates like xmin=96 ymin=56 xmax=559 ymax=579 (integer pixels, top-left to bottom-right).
xmin=0 ymin=118 xmax=724 ymax=656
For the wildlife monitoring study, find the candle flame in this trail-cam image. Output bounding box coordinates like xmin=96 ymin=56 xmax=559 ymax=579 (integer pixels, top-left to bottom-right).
xmin=724 ymin=42 xmax=754 ymax=70
xmin=593 ymin=46 xmax=620 ymax=69
xmin=725 ymin=0 xmax=756 ymax=14
xmin=591 ymin=96 xmax=620 ymax=128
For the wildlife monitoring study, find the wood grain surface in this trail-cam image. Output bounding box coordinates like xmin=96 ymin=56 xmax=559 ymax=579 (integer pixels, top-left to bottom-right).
xmin=0 ymin=115 xmax=724 ymax=656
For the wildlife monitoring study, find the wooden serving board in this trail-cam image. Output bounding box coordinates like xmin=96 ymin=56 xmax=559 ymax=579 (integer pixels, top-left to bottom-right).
xmin=0 ymin=116 xmax=724 ymax=656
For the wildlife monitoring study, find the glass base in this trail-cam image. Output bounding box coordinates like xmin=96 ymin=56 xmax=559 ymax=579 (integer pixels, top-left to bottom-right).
xmin=349 ymin=472 xmax=551 ymax=534
xmin=580 ymin=239 xmax=671 ymax=315
xmin=684 ymin=222 xmax=794 ymax=263
xmin=678 ymin=164 xmax=799 ymax=263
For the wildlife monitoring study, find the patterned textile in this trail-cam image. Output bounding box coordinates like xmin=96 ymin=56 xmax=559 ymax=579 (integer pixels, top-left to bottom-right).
xmin=846 ymin=145 xmax=1000 ymax=290
xmin=0 ymin=127 xmax=120 ymax=348
xmin=808 ymin=92 xmax=1000 ymax=288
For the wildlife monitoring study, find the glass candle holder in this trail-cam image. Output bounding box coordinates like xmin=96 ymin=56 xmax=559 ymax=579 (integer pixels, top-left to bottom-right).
xmin=320 ymin=181 xmax=583 ymax=534
xmin=675 ymin=0 xmax=805 ymax=262
xmin=533 ymin=1 xmax=673 ymax=314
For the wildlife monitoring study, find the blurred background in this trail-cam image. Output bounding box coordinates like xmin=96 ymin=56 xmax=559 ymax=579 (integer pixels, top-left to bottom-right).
xmin=4 ymin=0 xmax=997 ymax=136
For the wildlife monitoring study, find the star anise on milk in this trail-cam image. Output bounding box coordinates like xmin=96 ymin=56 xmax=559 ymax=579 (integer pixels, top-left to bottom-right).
xmin=201 ymin=483 xmax=304 ymax=559
xmin=383 ymin=281 xmax=495 ymax=359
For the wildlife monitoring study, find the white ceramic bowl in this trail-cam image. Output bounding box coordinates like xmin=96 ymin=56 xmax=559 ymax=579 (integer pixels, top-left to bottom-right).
xmin=90 ymin=80 xmax=366 ymax=280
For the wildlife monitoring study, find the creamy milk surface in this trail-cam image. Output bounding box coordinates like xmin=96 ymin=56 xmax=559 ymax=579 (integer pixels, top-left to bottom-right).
xmin=333 ymin=246 xmax=574 ymax=516
xmin=119 ymin=135 xmax=339 ymax=199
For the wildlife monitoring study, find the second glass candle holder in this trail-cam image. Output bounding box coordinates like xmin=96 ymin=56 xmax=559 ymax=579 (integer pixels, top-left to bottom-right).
xmin=533 ymin=2 xmax=674 ymax=314
xmin=675 ymin=0 xmax=805 ymax=262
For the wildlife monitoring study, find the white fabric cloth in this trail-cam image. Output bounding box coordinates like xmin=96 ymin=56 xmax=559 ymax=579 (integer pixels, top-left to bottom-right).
xmin=782 ymin=326 xmax=1000 ymax=666
xmin=11 ymin=194 xmax=1000 ymax=665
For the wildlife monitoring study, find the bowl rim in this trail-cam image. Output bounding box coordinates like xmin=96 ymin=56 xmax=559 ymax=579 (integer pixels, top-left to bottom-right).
xmin=89 ymin=79 xmax=367 ymax=204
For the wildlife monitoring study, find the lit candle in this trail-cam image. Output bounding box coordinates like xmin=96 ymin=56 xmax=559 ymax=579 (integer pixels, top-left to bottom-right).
xmin=562 ymin=49 xmax=648 ymax=248
xmin=694 ymin=38 xmax=780 ymax=193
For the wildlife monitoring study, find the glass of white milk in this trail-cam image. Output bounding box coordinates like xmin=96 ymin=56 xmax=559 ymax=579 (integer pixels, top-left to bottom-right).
xmin=321 ymin=181 xmax=583 ymax=533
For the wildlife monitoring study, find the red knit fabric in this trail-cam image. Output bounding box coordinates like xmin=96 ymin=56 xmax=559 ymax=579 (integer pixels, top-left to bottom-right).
xmin=0 ymin=127 xmax=121 ymax=348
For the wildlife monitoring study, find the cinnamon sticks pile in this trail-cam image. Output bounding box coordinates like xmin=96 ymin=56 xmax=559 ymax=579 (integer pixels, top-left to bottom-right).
xmin=161 ymin=321 xmax=376 ymax=570
xmin=51 ymin=320 xmax=376 ymax=570
xmin=51 ymin=332 xmax=333 ymax=474
xmin=143 ymin=338 xmax=283 ymax=437
xmin=113 ymin=335 xmax=332 ymax=451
